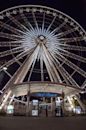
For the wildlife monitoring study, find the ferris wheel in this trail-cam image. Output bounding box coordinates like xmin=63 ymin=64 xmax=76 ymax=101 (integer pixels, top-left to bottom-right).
xmin=0 ymin=5 xmax=86 ymax=107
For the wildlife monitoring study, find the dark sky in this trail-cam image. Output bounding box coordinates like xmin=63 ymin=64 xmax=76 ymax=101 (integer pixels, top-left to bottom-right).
xmin=0 ymin=0 xmax=86 ymax=30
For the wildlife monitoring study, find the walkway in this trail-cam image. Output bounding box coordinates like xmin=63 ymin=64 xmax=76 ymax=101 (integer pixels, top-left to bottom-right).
xmin=0 ymin=116 xmax=86 ymax=130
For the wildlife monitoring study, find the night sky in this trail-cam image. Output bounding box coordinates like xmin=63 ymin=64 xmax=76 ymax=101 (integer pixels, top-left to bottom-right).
xmin=0 ymin=0 xmax=86 ymax=30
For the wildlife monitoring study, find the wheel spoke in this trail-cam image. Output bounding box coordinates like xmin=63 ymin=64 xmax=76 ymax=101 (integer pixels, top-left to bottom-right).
xmin=50 ymin=21 xmax=67 ymax=34
xmin=46 ymin=15 xmax=56 ymax=32
xmin=0 ymin=47 xmax=23 ymax=58
xmin=0 ymin=32 xmax=22 ymax=40
xmin=56 ymin=53 xmax=86 ymax=78
xmin=60 ymin=65 xmax=79 ymax=87
xmin=3 ymin=69 xmax=12 ymax=78
xmin=57 ymin=27 xmax=78 ymax=37
xmin=48 ymin=50 xmax=79 ymax=87
xmin=0 ymin=41 xmax=22 ymax=47
xmin=8 ymin=15 xmax=29 ymax=32
xmin=0 ymin=21 xmax=25 ymax=35
xmin=58 ymin=36 xmax=85 ymax=43
xmin=20 ymin=12 xmax=34 ymax=30
xmin=81 ymin=80 xmax=86 ymax=88
xmin=58 ymin=49 xmax=86 ymax=63
xmin=0 ymin=48 xmax=34 ymax=71
xmin=59 ymin=44 xmax=86 ymax=51
xmin=42 ymin=12 xmax=45 ymax=31
xmin=32 ymin=11 xmax=39 ymax=30
xmin=54 ymin=55 xmax=80 ymax=87
xmin=49 ymin=52 xmax=71 ymax=85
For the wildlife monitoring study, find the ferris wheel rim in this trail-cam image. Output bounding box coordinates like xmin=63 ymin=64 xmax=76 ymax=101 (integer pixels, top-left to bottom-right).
xmin=0 ymin=4 xmax=86 ymax=35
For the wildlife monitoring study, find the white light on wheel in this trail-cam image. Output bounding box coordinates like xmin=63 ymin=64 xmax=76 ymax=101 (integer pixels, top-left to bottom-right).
xmin=3 ymin=67 xmax=7 ymax=70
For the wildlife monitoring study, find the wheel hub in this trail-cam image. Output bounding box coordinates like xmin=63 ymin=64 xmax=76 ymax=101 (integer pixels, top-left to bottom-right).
xmin=36 ymin=35 xmax=46 ymax=45
xmin=39 ymin=35 xmax=45 ymax=41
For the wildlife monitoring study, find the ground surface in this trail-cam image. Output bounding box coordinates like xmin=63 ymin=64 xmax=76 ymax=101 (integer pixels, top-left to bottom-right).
xmin=0 ymin=116 xmax=86 ymax=130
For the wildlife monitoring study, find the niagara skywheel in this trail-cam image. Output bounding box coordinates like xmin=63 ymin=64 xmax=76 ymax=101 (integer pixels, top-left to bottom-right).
xmin=0 ymin=5 xmax=86 ymax=111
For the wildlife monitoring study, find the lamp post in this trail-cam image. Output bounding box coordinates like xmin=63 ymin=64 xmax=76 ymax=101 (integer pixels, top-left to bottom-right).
xmin=61 ymin=91 xmax=65 ymax=116
xmin=26 ymin=84 xmax=30 ymax=116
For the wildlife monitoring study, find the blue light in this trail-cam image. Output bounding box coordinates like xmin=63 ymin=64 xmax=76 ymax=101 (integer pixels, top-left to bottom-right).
xmin=32 ymin=92 xmax=59 ymax=97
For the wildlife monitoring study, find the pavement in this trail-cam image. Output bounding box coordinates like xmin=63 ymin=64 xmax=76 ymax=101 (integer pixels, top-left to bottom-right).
xmin=0 ymin=116 xmax=86 ymax=130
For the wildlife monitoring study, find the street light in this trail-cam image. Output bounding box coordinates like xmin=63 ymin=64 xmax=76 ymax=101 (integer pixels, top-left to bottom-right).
xmin=3 ymin=67 xmax=7 ymax=70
